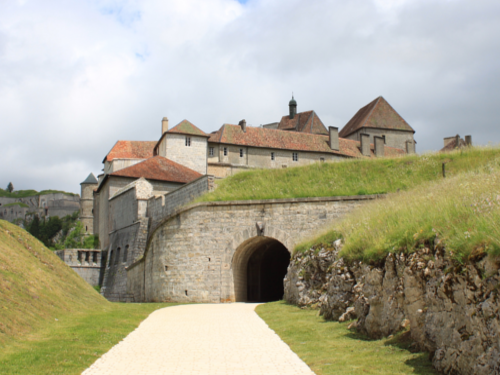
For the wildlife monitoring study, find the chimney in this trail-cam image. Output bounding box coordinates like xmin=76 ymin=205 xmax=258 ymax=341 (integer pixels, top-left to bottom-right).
xmin=162 ymin=117 xmax=169 ymax=135
xmin=406 ymin=140 xmax=415 ymax=154
xmin=328 ymin=126 xmax=339 ymax=151
xmin=360 ymin=133 xmax=370 ymax=156
xmin=455 ymin=134 xmax=460 ymax=148
xmin=374 ymin=136 xmax=385 ymax=157
xmin=465 ymin=135 xmax=472 ymax=146
xmin=239 ymin=119 xmax=247 ymax=133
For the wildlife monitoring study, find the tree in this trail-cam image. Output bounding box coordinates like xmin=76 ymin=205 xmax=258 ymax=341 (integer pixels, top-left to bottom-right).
xmin=29 ymin=215 xmax=40 ymax=239
xmin=6 ymin=182 xmax=14 ymax=193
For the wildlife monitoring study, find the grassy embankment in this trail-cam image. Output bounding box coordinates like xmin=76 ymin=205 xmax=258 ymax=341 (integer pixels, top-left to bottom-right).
xmin=257 ymin=301 xmax=437 ymax=375
xmin=199 ymin=146 xmax=500 ymax=202
xmin=0 ymin=188 xmax=78 ymax=198
xmin=296 ymin=148 xmax=500 ymax=263
xmin=0 ymin=220 xmax=175 ymax=374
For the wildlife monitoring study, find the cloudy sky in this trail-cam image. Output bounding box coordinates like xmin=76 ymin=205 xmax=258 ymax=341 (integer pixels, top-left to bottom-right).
xmin=1 ymin=0 xmax=499 ymax=194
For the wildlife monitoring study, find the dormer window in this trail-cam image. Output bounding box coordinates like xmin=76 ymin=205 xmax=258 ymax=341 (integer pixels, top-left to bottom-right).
xmin=185 ymin=137 xmax=191 ymax=146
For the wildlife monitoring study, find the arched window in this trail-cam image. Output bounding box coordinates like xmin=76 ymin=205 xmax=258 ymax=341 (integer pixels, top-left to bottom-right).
xmin=115 ymin=248 xmax=121 ymax=265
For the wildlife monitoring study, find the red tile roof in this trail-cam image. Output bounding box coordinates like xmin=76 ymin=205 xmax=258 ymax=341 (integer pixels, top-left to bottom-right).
xmin=208 ymin=124 xmax=405 ymax=158
xmin=277 ymin=111 xmax=328 ymax=135
xmin=168 ymin=120 xmax=209 ymax=137
xmin=110 ymin=156 xmax=202 ymax=183
xmin=339 ymin=96 xmax=414 ymax=138
xmin=103 ymin=140 xmax=157 ymax=163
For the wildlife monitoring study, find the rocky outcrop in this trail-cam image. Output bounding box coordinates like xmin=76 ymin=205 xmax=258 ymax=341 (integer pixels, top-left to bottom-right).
xmin=284 ymin=242 xmax=500 ymax=375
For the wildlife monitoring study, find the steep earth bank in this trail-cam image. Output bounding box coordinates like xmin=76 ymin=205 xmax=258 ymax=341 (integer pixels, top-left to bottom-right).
xmin=284 ymin=241 xmax=500 ymax=375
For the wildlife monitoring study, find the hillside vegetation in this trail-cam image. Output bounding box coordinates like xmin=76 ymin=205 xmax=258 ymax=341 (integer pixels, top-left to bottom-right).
xmin=0 ymin=188 xmax=77 ymax=198
xmin=296 ymin=148 xmax=500 ymax=263
xmin=200 ymin=146 xmax=500 ymax=202
xmin=0 ymin=219 xmax=106 ymax=346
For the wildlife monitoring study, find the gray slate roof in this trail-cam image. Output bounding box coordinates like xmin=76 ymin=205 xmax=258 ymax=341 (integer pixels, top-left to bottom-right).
xmin=81 ymin=173 xmax=98 ymax=185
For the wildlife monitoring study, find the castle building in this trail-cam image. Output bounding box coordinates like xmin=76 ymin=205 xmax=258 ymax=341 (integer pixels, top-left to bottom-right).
xmin=79 ymin=96 xmax=416 ymax=301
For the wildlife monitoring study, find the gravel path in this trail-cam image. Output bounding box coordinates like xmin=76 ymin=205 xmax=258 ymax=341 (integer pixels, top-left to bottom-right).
xmin=82 ymin=303 xmax=315 ymax=375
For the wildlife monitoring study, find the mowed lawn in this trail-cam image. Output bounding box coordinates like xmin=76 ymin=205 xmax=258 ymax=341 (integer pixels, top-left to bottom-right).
xmin=0 ymin=303 xmax=177 ymax=375
xmin=256 ymin=301 xmax=438 ymax=375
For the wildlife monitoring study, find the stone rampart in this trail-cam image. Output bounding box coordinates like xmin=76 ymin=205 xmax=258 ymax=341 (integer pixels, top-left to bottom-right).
xmin=147 ymin=175 xmax=215 ymax=233
xmin=127 ymin=194 xmax=381 ymax=304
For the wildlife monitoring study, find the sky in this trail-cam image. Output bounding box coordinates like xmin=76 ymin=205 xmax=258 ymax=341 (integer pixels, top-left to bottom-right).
xmin=1 ymin=0 xmax=500 ymax=194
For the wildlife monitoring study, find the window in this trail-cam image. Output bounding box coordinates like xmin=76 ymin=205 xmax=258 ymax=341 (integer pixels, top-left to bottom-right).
xmin=209 ymin=147 xmax=214 ymax=156
xmin=123 ymin=245 xmax=129 ymax=263
xmin=108 ymin=251 xmax=113 ymax=267
xmin=185 ymin=137 xmax=191 ymax=146
xmin=223 ymin=147 xmax=228 ymax=156
xmin=292 ymin=152 xmax=298 ymax=161
xmin=382 ymin=135 xmax=386 ymax=144
xmin=240 ymin=149 xmax=244 ymax=157
xmin=271 ymin=152 xmax=275 ymax=161
xmin=92 ymin=252 xmax=98 ymax=263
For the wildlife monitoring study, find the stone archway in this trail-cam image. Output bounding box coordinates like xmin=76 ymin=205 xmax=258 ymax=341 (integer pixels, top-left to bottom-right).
xmin=232 ymin=236 xmax=291 ymax=302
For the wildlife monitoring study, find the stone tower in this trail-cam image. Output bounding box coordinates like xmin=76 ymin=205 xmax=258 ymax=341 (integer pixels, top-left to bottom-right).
xmin=80 ymin=173 xmax=98 ymax=234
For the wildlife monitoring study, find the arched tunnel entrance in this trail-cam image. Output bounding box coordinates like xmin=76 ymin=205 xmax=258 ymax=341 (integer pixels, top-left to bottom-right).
xmin=232 ymin=236 xmax=291 ymax=302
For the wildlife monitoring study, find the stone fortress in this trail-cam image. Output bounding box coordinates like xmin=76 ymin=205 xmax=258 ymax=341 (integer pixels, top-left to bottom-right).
xmin=0 ymin=192 xmax=80 ymax=224
xmin=77 ymin=96 xmax=423 ymax=303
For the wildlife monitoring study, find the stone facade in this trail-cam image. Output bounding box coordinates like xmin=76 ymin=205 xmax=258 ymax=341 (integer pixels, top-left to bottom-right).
xmin=126 ymin=195 xmax=380 ymax=303
xmin=55 ymin=249 xmax=103 ymax=287
xmin=207 ymin=145 xmax=344 ymax=177
xmin=344 ymin=128 xmax=415 ymax=152
xmin=165 ymin=134 xmax=207 ymax=175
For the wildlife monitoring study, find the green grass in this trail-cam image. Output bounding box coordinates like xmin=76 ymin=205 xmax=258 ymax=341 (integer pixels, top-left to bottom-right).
xmin=296 ymin=153 xmax=500 ymax=262
xmin=0 ymin=303 xmax=177 ymax=375
xmin=2 ymin=202 xmax=29 ymax=208
xmin=0 ymin=189 xmax=77 ymax=198
xmin=199 ymin=146 xmax=500 ymax=202
xmin=256 ymin=301 xmax=438 ymax=375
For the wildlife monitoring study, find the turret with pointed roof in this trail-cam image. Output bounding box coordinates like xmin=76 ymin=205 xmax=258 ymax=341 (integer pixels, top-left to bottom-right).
xmin=80 ymin=173 xmax=98 ymax=235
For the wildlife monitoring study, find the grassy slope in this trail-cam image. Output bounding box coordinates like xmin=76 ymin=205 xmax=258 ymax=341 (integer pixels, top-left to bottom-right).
xmin=257 ymin=302 xmax=437 ymax=375
xmin=296 ymin=150 xmax=500 ymax=262
xmin=0 ymin=219 xmax=106 ymax=345
xmin=0 ymin=189 xmax=77 ymax=198
xmin=199 ymin=146 xmax=500 ymax=202
xmin=0 ymin=219 xmax=176 ymax=374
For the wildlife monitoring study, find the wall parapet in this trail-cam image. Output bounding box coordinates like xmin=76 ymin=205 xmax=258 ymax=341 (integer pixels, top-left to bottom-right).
xmin=147 ymin=175 xmax=215 ymax=232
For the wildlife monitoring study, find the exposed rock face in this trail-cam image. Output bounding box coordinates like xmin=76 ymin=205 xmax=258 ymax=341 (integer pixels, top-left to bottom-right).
xmin=283 ymin=243 xmax=500 ymax=375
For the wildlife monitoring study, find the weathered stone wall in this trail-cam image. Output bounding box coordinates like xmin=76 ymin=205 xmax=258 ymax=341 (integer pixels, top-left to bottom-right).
xmin=127 ymin=195 xmax=379 ymax=304
xmin=147 ymin=175 xmax=215 ymax=233
xmin=166 ymin=133 xmax=207 ymax=175
xmin=0 ymin=193 xmax=80 ymax=223
xmin=207 ymin=143 xmax=346 ymax=178
xmin=284 ymin=244 xmax=500 ymax=375
xmin=55 ymin=249 xmax=102 ymax=287
xmin=80 ymin=183 xmax=97 ymax=234
xmin=345 ymin=128 xmax=414 ymax=152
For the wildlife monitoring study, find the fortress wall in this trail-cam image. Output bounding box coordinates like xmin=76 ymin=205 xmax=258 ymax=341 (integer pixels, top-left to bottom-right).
xmin=345 ymin=128 xmax=414 ymax=151
xmin=132 ymin=195 xmax=380 ymax=303
xmin=54 ymin=249 xmax=102 ymax=287
xmin=147 ymin=175 xmax=214 ymax=232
